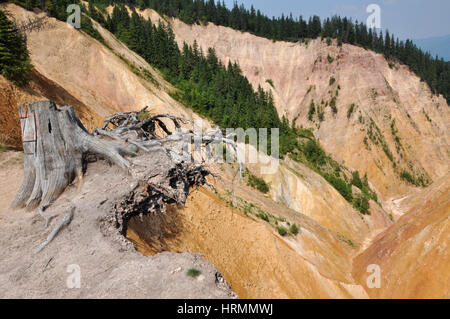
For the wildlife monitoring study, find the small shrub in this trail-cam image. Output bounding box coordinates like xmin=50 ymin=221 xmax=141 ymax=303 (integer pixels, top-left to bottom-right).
xmin=353 ymin=194 xmax=370 ymax=215
xmin=345 ymin=239 xmax=356 ymax=248
xmin=290 ymin=223 xmax=299 ymax=235
xmin=330 ymin=96 xmax=337 ymax=114
xmin=327 ymin=54 xmax=334 ymax=63
xmin=347 ymin=103 xmax=355 ymax=119
xmin=423 ymin=109 xmax=432 ymax=123
xmin=382 ymin=144 xmax=394 ymax=162
xmin=138 ymin=111 xmax=150 ymax=121
xmin=265 ymin=78 xmax=274 ymax=88
xmin=351 ymin=171 xmax=363 ymax=189
xmin=257 ymin=211 xmax=270 ymax=222
xmin=359 ymin=114 xmax=364 ymax=124
xmin=400 ymin=170 xmax=416 ymax=185
xmin=326 ymin=37 xmax=332 ymax=46
xmin=329 ymin=76 xmax=336 ymax=86
xmin=308 ymin=100 xmax=316 ymax=121
xmin=187 ymin=268 xmax=201 ymax=277
xmin=318 ymin=110 xmax=324 ymax=121
xmin=363 ymin=137 xmax=369 ymax=149
xmin=277 ymin=226 xmax=288 ymax=236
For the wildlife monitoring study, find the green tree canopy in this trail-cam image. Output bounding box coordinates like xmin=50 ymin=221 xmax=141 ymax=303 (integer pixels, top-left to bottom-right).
xmin=0 ymin=9 xmax=31 ymax=86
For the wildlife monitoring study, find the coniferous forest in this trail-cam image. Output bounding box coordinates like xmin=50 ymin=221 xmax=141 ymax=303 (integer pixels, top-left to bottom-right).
xmin=6 ymin=0 xmax=450 ymax=102
xmin=5 ymin=0 xmax=450 ymax=101
xmin=3 ymin=0 xmax=440 ymax=209
xmin=94 ymin=0 xmax=450 ymax=102
xmin=87 ymin=2 xmax=382 ymax=208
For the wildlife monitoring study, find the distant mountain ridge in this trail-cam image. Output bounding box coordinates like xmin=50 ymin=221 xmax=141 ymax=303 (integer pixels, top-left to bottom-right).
xmin=414 ymin=34 xmax=450 ymax=61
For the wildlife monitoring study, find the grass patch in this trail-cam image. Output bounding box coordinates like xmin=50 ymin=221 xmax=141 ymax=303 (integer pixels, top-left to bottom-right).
xmin=186 ymin=268 xmax=201 ymax=277
xmin=219 ymin=194 xmax=301 ymax=237
xmin=288 ymin=131 xmax=379 ymax=214
xmin=138 ymin=111 xmax=150 ymax=121
xmin=338 ymin=234 xmax=357 ymax=248
xmin=257 ymin=211 xmax=270 ymax=222
xmin=366 ymin=118 xmax=394 ymax=162
xmin=391 ymin=120 xmax=403 ymax=154
xmin=114 ymin=53 xmax=159 ymax=88
xmin=244 ymin=168 xmax=270 ymax=193
xmin=400 ymin=170 xmax=429 ymax=187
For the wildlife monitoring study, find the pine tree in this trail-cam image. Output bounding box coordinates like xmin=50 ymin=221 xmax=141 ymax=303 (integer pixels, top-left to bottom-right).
xmin=0 ymin=9 xmax=31 ymax=86
xmin=37 ymin=0 xmax=449 ymax=106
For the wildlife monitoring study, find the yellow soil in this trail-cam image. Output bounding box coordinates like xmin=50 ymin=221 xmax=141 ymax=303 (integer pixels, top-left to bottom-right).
xmin=127 ymin=187 xmax=368 ymax=299
xmin=353 ymin=176 xmax=450 ymax=298
xmin=168 ymin=15 xmax=450 ymax=200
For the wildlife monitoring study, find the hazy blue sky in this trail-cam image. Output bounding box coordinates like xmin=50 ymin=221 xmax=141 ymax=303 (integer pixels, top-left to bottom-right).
xmin=222 ymin=0 xmax=450 ymax=40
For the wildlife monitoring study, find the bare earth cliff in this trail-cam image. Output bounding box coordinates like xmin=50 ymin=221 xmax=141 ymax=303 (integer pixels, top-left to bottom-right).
xmin=168 ymin=14 xmax=450 ymax=202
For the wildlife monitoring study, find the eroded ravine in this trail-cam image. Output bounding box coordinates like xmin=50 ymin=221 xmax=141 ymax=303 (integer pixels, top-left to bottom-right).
xmin=126 ymin=187 xmax=369 ymax=299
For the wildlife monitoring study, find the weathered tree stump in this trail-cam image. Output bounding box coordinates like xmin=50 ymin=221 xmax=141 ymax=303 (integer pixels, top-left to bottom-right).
xmin=11 ymin=101 xmax=135 ymax=220
xmin=12 ymin=101 xmax=241 ymax=226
